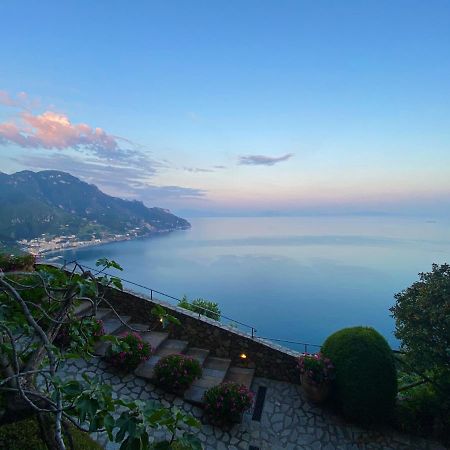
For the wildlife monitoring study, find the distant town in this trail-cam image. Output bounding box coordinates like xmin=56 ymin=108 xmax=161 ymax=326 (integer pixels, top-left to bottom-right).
xmin=18 ymin=228 xmax=150 ymax=255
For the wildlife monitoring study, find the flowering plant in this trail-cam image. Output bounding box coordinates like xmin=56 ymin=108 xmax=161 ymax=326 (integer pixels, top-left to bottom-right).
xmin=55 ymin=317 xmax=105 ymax=350
xmin=203 ymin=382 xmax=254 ymax=426
xmin=297 ymin=352 xmax=335 ymax=386
xmin=105 ymin=332 xmax=151 ymax=371
xmin=153 ymin=354 xmax=202 ymax=393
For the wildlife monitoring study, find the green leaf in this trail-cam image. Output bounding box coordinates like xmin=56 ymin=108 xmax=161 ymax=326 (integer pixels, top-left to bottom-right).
xmin=104 ymin=414 xmax=115 ymax=441
xmin=179 ymin=433 xmax=203 ymax=450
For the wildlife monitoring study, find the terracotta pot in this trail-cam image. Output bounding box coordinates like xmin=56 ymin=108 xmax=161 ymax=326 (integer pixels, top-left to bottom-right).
xmin=300 ymin=374 xmax=330 ymax=404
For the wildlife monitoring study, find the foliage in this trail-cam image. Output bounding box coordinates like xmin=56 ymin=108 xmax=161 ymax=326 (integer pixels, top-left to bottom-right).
xmin=178 ymin=295 xmax=221 ymax=321
xmin=0 ymin=257 xmax=202 ymax=450
xmin=60 ymin=374 xmax=202 ymax=450
xmin=321 ymin=326 xmax=397 ymax=424
xmin=394 ymin=365 xmax=450 ymax=445
xmin=153 ymin=354 xmax=202 ymax=393
xmin=203 ymin=383 xmax=254 ymax=426
xmin=55 ymin=316 xmax=105 ymax=350
xmin=152 ymin=304 xmax=182 ymax=328
xmin=105 ymin=331 xmax=152 ymax=371
xmin=394 ymin=379 xmax=450 ymax=445
xmin=297 ymin=353 xmax=335 ymax=386
xmin=0 ymin=417 xmax=103 ymax=450
xmin=0 ymin=253 xmax=36 ymax=272
xmin=390 ymin=263 xmax=450 ymax=388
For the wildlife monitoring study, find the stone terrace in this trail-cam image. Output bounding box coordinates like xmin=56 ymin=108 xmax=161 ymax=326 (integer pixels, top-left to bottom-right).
xmin=61 ymin=357 xmax=443 ymax=450
xmin=64 ymin=291 xmax=445 ymax=450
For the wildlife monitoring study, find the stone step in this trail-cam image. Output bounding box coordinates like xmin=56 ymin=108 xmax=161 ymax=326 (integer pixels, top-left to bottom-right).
xmin=184 ymin=356 xmax=231 ymax=405
xmin=155 ymin=339 xmax=189 ymax=357
xmin=127 ymin=323 xmax=169 ymax=352
xmin=185 ymin=347 xmax=210 ymax=366
xmin=224 ymin=366 xmax=255 ymax=389
xmin=94 ymin=315 xmax=131 ymax=357
xmin=102 ymin=315 xmax=131 ymax=335
xmin=134 ymin=339 xmax=189 ymax=380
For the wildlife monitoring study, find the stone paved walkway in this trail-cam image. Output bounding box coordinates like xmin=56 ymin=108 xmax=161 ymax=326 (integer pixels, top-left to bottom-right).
xmin=60 ymin=357 xmax=444 ymax=450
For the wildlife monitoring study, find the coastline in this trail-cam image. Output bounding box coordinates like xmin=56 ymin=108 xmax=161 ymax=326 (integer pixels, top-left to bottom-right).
xmin=32 ymin=226 xmax=190 ymax=259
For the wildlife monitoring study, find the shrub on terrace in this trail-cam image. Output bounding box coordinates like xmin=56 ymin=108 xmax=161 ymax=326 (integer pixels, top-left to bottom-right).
xmin=153 ymin=354 xmax=202 ymax=393
xmin=178 ymin=295 xmax=221 ymax=321
xmin=105 ymin=331 xmax=152 ymax=371
xmin=203 ymin=383 xmax=254 ymax=427
xmin=321 ymin=326 xmax=397 ymax=424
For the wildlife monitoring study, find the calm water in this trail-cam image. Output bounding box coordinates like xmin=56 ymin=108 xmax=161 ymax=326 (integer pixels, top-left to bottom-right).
xmin=53 ymin=216 xmax=450 ymax=349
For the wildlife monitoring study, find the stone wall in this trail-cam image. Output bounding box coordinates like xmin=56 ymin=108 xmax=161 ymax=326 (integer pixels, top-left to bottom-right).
xmin=104 ymin=287 xmax=301 ymax=383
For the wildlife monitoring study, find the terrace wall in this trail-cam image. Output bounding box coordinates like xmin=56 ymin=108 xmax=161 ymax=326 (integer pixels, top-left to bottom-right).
xmin=105 ymin=287 xmax=300 ymax=383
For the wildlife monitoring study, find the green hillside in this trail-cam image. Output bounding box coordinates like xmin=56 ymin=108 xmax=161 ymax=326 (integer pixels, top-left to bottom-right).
xmin=0 ymin=170 xmax=190 ymax=241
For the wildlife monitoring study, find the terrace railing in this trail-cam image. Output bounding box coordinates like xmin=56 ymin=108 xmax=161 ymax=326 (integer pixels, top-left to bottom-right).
xmin=42 ymin=258 xmax=323 ymax=353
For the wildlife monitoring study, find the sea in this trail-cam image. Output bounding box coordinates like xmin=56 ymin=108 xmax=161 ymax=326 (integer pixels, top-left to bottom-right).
xmin=50 ymin=216 xmax=450 ymax=350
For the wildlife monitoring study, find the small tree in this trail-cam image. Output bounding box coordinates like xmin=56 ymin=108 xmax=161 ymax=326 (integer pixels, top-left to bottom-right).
xmin=390 ymin=263 xmax=450 ymax=388
xmin=0 ymin=257 xmax=201 ymax=450
xmin=178 ymin=296 xmax=221 ymax=321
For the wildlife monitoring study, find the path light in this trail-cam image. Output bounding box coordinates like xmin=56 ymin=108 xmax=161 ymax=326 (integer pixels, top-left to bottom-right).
xmin=159 ymin=318 xmax=163 ymax=323
xmin=240 ymin=353 xmax=247 ymax=360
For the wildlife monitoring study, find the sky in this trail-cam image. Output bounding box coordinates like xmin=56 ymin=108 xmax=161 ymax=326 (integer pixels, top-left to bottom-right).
xmin=1 ymin=0 xmax=450 ymax=217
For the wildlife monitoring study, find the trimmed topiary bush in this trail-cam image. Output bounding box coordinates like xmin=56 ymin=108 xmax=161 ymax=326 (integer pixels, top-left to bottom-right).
xmin=321 ymin=326 xmax=397 ymax=424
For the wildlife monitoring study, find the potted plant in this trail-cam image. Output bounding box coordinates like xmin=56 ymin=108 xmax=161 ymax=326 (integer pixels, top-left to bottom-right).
xmin=298 ymin=352 xmax=335 ymax=404
xmin=105 ymin=331 xmax=152 ymax=372
xmin=153 ymin=354 xmax=202 ymax=395
xmin=203 ymin=382 xmax=254 ymax=428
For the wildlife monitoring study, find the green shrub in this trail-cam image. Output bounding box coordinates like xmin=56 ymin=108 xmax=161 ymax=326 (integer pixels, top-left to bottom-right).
xmin=0 ymin=417 xmax=103 ymax=450
xmin=394 ymin=373 xmax=450 ymax=445
xmin=0 ymin=253 xmax=35 ymax=272
xmin=178 ymin=295 xmax=221 ymax=321
xmin=153 ymin=354 xmax=202 ymax=393
xmin=321 ymin=326 xmax=397 ymax=424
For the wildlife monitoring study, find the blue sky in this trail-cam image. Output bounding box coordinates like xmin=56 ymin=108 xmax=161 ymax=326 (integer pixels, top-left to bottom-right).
xmin=1 ymin=1 xmax=450 ymax=216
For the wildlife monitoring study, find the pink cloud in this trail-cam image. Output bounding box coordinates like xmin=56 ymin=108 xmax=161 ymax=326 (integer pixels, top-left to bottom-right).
xmin=0 ymin=90 xmax=38 ymax=109
xmin=0 ymin=110 xmax=120 ymax=155
xmin=0 ymin=91 xmax=16 ymax=107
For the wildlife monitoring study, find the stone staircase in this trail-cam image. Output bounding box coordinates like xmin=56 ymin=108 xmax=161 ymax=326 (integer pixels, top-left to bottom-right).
xmin=75 ymin=301 xmax=255 ymax=405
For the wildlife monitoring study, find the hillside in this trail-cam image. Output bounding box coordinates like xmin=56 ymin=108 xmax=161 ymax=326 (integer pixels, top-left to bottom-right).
xmin=0 ymin=170 xmax=190 ymax=242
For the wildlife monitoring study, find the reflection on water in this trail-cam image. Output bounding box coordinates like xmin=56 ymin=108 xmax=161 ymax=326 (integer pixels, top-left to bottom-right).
xmin=55 ymin=216 xmax=450 ymax=349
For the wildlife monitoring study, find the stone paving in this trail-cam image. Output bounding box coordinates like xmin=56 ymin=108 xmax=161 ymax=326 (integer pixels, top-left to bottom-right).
xmin=60 ymin=357 xmax=445 ymax=450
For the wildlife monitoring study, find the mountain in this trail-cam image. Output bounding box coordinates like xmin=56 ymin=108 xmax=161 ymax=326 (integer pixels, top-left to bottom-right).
xmin=0 ymin=170 xmax=190 ymax=242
